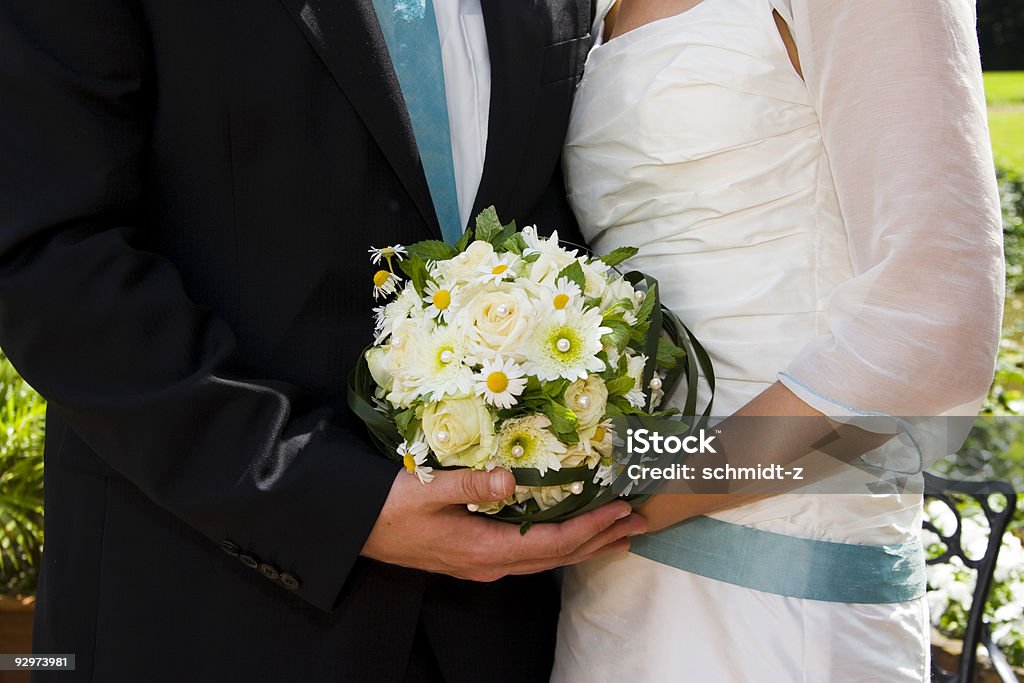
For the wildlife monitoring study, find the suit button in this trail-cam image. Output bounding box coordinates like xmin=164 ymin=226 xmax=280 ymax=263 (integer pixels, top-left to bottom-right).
xmin=239 ymin=553 xmax=260 ymax=569
xmin=280 ymin=572 xmax=301 ymax=591
xmin=258 ymin=563 xmax=280 ymax=581
xmin=220 ymin=540 xmax=240 ymax=557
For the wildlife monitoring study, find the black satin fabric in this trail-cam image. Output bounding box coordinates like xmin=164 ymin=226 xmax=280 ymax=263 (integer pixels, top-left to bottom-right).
xmin=0 ymin=1 xmax=591 ymax=680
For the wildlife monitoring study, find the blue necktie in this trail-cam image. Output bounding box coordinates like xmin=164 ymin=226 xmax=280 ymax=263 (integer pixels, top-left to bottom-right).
xmin=372 ymin=0 xmax=463 ymax=244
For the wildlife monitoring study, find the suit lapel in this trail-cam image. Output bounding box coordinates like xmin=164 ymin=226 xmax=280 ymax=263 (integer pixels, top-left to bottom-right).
xmin=471 ymin=0 xmax=546 ymax=221
xmin=276 ymin=0 xmax=442 ymax=239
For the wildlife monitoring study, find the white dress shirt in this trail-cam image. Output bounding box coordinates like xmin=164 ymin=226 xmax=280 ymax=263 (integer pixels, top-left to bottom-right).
xmin=433 ymin=0 xmax=490 ymax=228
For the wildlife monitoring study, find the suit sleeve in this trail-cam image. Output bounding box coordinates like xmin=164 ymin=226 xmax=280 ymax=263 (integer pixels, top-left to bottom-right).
xmin=0 ymin=1 xmax=400 ymax=611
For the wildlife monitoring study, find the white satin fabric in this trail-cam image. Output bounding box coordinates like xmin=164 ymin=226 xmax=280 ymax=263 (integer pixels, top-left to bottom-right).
xmin=552 ymin=0 xmax=1002 ymax=680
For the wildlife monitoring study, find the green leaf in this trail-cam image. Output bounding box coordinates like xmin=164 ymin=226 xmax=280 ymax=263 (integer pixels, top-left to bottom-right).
xmin=488 ymin=225 xmax=518 ymax=249
xmin=601 ymin=318 xmax=632 ymax=353
xmin=455 ymin=226 xmax=473 ymax=252
xmin=604 ymin=374 xmax=636 ymax=398
xmin=635 ymin=282 xmax=657 ymax=325
xmin=474 ymin=206 xmax=502 ymax=242
xmin=541 ymin=378 xmax=569 ymax=400
xmin=502 ymin=231 xmax=527 ymax=255
xmin=541 ymin=400 xmax=580 ymax=439
xmin=656 ymin=337 xmax=686 ymax=369
xmin=407 ymin=240 xmax=458 ymax=262
xmin=395 ymin=408 xmax=418 ymax=440
xmin=557 ymin=260 xmax=586 ymax=291
xmin=599 ymin=246 xmax=640 ymax=268
xmin=398 ymin=255 xmax=430 ymax=297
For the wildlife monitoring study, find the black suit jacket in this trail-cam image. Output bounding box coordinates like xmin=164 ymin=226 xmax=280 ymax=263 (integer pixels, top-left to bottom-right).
xmin=0 ymin=1 xmax=593 ymax=680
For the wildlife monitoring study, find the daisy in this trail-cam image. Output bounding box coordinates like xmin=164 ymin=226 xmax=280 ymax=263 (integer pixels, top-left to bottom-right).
xmin=368 ymin=244 xmax=408 ymax=265
xmin=492 ymin=414 xmax=566 ymax=475
xmin=475 ymin=253 xmax=521 ymax=285
xmin=523 ymin=305 xmax=610 ymax=381
xmin=423 ymin=280 xmax=458 ymax=322
xmin=410 ymin=325 xmax=475 ymax=399
xmin=397 ymin=438 xmax=434 ymax=484
xmin=543 ymin=276 xmax=583 ymax=320
xmin=474 ymin=356 xmax=527 ymax=409
xmin=372 ymin=269 xmax=401 ymax=300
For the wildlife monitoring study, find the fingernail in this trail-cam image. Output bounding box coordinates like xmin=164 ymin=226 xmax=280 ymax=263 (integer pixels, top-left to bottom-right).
xmin=615 ymin=506 xmax=632 ymax=520
xmin=490 ymin=470 xmax=510 ymax=497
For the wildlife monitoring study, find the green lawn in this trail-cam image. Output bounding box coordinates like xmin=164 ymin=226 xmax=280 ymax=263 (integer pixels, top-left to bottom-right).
xmin=985 ymin=71 xmax=1024 ymax=174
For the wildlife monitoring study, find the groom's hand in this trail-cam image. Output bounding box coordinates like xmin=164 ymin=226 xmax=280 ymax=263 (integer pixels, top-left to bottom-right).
xmin=361 ymin=468 xmax=646 ymax=581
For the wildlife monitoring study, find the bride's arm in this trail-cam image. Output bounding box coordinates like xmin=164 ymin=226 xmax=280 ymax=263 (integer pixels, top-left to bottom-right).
xmin=639 ymin=0 xmax=1003 ymax=531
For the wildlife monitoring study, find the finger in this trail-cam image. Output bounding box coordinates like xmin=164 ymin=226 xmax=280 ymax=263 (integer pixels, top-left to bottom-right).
xmin=502 ymin=500 xmax=634 ymax=562
xmin=565 ymin=513 xmax=646 ymax=561
xmin=430 ymin=468 xmax=516 ymax=506
xmin=503 ymin=537 xmax=634 ymax=577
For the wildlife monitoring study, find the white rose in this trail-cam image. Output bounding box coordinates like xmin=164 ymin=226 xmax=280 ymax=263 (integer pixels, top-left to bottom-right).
xmin=453 ymin=284 xmax=537 ymax=362
xmin=365 ymin=346 xmax=393 ymax=394
xmin=559 ymin=441 xmax=600 ymax=468
xmin=528 ymin=250 xmax=577 ymax=287
xmin=564 ymin=376 xmax=608 ymax=429
xmin=422 ymin=396 xmax=497 ymax=468
xmin=434 ymin=241 xmax=495 ymax=284
xmin=386 ymin=316 xmax=430 ymax=407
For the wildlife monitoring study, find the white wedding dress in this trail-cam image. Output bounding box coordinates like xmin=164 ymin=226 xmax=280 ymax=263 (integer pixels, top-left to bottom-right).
xmin=552 ymin=0 xmax=1003 ymax=681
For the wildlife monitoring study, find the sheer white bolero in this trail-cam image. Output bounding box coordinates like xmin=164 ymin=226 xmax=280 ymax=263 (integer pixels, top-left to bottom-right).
xmin=591 ymin=0 xmax=1004 ymax=422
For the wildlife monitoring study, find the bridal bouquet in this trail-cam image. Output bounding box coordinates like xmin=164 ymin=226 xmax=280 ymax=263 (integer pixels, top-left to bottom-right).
xmin=348 ymin=208 xmax=712 ymax=529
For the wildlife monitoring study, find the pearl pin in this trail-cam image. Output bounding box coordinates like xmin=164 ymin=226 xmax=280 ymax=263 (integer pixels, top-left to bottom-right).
xmin=436 ymin=430 xmax=450 ymax=444
xmin=570 ymin=481 xmax=584 ymax=495
xmin=577 ymin=395 xmax=591 ymax=409
xmin=511 ymin=444 xmax=525 ymax=459
xmin=467 ymin=503 xmax=479 ymax=512
xmin=439 ymin=349 xmax=454 ymax=364
xmin=496 ymin=303 xmax=510 ymax=317
xmin=556 ymin=338 xmax=571 ymax=353
xmin=634 ymin=290 xmax=646 ymax=303
xmin=649 ymin=376 xmax=663 ymax=390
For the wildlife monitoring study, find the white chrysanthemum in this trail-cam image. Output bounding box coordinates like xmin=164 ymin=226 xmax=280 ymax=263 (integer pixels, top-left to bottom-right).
xmin=397 ymin=437 xmax=434 ymax=484
xmin=423 ymin=280 xmax=459 ymax=323
xmin=624 ymin=353 xmax=649 ymax=408
xmin=368 ymin=244 xmax=408 ymax=265
xmin=375 ymin=285 xmax=422 ymax=343
xmin=493 ymin=414 xmax=566 ymax=475
xmin=522 ymin=225 xmax=579 ymax=285
xmin=580 ymin=258 xmax=611 ymax=298
xmin=410 ymin=325 xmax=475 ymax=399
xmin=474 ymin=356 xmax=527 ymax=409
xmin=523 ymin=306 xmax=610 ymax=381
xmin=371 ymin=268 xmax=401 ymax=300
xmin=475 ymin=253 xmax=521 ymax=285
xmin=542 ymin=276 xmax=583 ymax=320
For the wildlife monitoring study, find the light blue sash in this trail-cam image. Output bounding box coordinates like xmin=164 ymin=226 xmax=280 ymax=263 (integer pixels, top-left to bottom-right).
xmin=372 ymin=0 xmax=463 ymax=243
xmin=630 ymin=516 xmax=926 ymax=604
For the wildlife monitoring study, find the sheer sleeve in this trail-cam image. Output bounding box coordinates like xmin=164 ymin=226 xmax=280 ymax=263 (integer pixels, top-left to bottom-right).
xmin=769 ymin=0 xmax=1003 ymax=422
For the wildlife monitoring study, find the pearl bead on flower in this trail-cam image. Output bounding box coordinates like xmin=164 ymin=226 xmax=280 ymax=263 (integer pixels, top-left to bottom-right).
xmin=511 ymin=444 xmax=525 ymax=459
xmin=577 ymin=395 xmax=591 ymax=409
xmin=556 ymin=338 xmax=571 ymax=353
xmin=649 ymin=376 xmax=663 ymax=390
xmin=467 ymin=503 xmax=479 ymax=512
xmin=634 ymin=290 xmax=646 ymax=303
xmin=435 ymin=430 xmax=450 ymax=444
xmin=496 ymin=303 xmax=510 ymax=317
xmin=439 ymin=349 xmax=454 ymax=364
xmin=570 ymin=481 xmax=584 ymax=495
